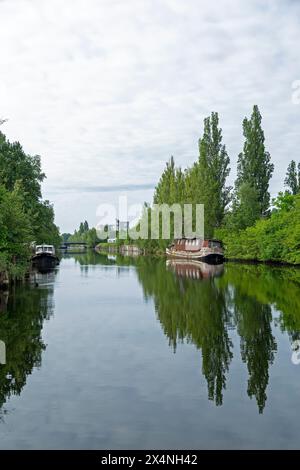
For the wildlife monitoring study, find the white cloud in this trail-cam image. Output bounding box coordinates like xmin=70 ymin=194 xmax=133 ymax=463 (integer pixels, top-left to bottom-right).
xmin=0 ymin=0 xmax=299 ymax=231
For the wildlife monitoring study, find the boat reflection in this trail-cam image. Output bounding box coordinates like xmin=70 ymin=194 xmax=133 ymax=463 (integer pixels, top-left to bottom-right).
xmin=29 ymin=268 xmax=58 ymax=287
xmin=166 ymin=259 xmax=224 ymax=280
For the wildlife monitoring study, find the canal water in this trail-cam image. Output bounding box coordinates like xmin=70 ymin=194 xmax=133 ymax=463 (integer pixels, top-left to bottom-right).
xmin=0 ymin=252 xmax=299 ymax=449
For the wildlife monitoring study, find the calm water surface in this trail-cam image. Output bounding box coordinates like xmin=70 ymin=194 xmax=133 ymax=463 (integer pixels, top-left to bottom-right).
xmin=0 ymin=252 xmax=300 ymax=449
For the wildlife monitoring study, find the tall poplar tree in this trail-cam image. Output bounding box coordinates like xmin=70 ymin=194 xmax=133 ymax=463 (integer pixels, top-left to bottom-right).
xmin=185 ymin=112 xmax=231 ymax=235
xmin=153 ymin=156 xmax=177 ymax=205
xmin=284 ymin=160 xmax=300 ymax=195
xmin=236 ymin=105 xmax=274 ymax=215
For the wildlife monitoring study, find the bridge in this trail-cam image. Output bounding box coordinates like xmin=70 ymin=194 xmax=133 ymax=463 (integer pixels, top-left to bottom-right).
xmin=60 ymin=241 xmax=88 ymax=251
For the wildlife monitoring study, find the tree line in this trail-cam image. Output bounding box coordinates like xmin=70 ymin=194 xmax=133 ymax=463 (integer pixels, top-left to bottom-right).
xmin=64 ymin=220 xmax=100 ymax=247
xmin=134 ymin=105 xmax=300 ymax=263
xmin=0 ymin=127 xmax=60 ymax=280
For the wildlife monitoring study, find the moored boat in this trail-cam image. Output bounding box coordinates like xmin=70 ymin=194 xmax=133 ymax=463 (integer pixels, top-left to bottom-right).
xmin=31 ymin=245 xmax=60 ymax=271
xmin=166 ymin=238 xmax=224 ymax=263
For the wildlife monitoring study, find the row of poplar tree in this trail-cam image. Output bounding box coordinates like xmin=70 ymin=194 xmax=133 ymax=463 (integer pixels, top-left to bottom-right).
xmin=152 ymin=105 xmax=300 ymax=237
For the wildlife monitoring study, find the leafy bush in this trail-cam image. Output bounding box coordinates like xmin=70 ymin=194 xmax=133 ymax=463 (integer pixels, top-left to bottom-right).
xmin=216 ymin=194 xmax=300 ymax=264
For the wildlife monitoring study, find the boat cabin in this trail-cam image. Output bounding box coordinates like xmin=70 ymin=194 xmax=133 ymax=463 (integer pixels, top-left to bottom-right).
xmin=173 ymin=238 xmax=223 ymax=252
xmin=35 ymin=245 xmax=56 ymax=255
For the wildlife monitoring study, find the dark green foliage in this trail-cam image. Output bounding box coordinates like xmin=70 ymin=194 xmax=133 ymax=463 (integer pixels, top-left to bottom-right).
xmin=284 ymin=160 xmax=300 ymax=195
xmin=0 ymin=184 xmax=33 ymax=278
xmin=138 ymin=112 xmax=231 ymax=245
xmin=0 ymin=282 xmax=55 ymax=409
xmin=61 ymin=233 xmax=72 ymax=243
xmin=216 ymin=194 xmax=300 ymax=264
xmin=225 ymin=182 xmax=261 ymax=230
xmin=0 ymin=130 xmax=60 ymax=278
xmin=68 ymin=222 xmax=100 ymax=247
xmin=0 ymin=132 xmax=44 ymax=207
xmin=236 ymin=105 xmax=274 ymax=216
xmin=198 ymin=112 xmax=231 ymax=227
xmin=184 ymin=112 xmax=231 ymax=235
xmin=116 ymin=106 xmax=295 ymax=264
xmin=78 ymin=221 xmax=89 ymax=234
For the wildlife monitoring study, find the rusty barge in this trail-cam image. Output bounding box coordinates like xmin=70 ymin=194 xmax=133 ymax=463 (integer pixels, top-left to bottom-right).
xmin=166 ymin=238 xmax=224 ymax=264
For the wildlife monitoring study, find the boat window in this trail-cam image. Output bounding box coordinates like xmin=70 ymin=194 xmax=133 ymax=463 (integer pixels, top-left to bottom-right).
xmin=209 ymin=240 xmax=222 ymax=248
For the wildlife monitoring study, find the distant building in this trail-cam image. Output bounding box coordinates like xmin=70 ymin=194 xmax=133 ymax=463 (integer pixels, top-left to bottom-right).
xmin=97 ymin=221 xmax=129 ymax=238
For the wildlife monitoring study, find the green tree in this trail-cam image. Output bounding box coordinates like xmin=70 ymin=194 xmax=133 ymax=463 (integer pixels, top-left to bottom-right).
xmin=86 ymin=228 xmax=98 ymax=247
xmin=33 ymin=200 xmax=60 ymax=246
xmin=154 ymin=156 xmax=177 ymax=205
xmin=79 ymin=222 xmax=85 ymax=235
xmin=226 ymin=182 xmax=261 ymax=230
xmin=0 ymin=183 xmax=33 ymax=276
xmin=0 ymin=131 xmax=60 ymax=249
xmin=200 ymin=112 xmax=231 ymax=226
xmin=284 ymin=160 xmax=300 ymax=195
xmin=236 ymin=105 xmax=274 ymax=216
xmin=0 ymin=132 xmax=45 ymax=209
xmin=61 ymin=233 xmax=71 ymax=243
xmin=185 ymin=112 xmax=231 ymax=235
xmin=216 ymin=194 xmax=300 ymax=264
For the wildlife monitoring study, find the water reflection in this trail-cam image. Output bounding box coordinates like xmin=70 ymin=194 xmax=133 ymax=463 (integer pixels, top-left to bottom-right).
xmin=132 ymin=257 xmax=299 ymax=413
xmin=166 ymin=259 xmax=224 ymax=280
xmin=26 ymin=256 xmax=300 ymax=414
xmin=1 ymin=252 xmax=300 ymax=421
xmin=0 ymin=272 xmax=56 ymax=413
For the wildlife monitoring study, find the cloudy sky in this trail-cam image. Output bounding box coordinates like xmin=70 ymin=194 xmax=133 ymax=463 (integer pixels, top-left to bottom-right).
xmin=0 ymin=0 xmax=299 ymax=232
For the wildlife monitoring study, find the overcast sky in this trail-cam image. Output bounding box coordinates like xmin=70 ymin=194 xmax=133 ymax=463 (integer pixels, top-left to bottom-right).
xmin=0 ymin=0 xmax=299 ymax=232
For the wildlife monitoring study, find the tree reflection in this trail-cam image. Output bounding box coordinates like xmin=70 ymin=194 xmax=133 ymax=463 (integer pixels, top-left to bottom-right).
xmin=65 ymin=254 xmax=300 ymax=413
xmin=133 ymin=258 xmax=299 ymax=413
xmin=0 ymin=279 xmax=55 ymax=411
xmin=234 ymin=294 xmax=276 ymax=413
xmin=135 ymin=258 xmax=233 ymax=406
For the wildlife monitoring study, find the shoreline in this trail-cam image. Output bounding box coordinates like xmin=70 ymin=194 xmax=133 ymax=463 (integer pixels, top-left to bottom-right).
xmin=95 ymin=244 xmax=300 ymax=268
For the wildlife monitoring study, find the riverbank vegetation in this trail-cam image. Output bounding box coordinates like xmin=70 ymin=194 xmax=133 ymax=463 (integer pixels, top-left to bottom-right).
xmin=0 ymin=128 xmax=60 ymax=284
xmin=66 ymin=105 xmax=299 ymax=265
xmin=63 ymin=220 xmax=100 ymax=248
xmin=131 ymin=105 xmax=300 ymax=264
xmin=216 ymin=193 xmax=300 ymax=264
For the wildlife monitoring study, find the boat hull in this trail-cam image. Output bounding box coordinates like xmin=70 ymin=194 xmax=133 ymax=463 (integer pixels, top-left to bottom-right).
xmin=166 ymin=248 xmax=224 ymax=264
xmin=31 ymin=253 xmax=60 ymax=271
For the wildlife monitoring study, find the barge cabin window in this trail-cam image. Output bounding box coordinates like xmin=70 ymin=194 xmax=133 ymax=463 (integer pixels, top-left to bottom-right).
xmin=208 ymin=240 xmax=223 ymax=248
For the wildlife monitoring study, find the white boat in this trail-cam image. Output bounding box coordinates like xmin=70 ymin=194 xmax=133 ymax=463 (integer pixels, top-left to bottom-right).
xmin=31 ymin=245 xmax=60 ymax=271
